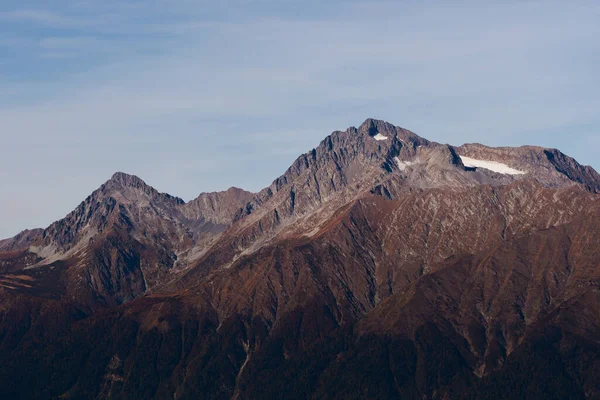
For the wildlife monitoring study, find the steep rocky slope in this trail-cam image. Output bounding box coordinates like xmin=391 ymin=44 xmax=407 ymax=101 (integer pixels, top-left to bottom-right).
xmin=176 ymin=118 xmax=600 ymax=282
xmin=0 ymin=172 xmax=253 ymax=307
xmin=0 ymin=119 xmax=599 ymax=399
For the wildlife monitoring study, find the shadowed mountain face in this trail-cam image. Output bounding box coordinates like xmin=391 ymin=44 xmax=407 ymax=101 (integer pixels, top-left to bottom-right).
xmin=1 ymin=119 xmax=599 ymax=399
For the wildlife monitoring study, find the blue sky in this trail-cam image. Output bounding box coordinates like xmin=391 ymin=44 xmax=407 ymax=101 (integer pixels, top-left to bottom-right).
xmin=1 ymin=0 xmax=599 ymax=238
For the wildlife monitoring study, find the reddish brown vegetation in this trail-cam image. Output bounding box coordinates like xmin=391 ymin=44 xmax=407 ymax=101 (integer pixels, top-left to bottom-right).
xmin=1 ymin=119 xmax=599 ymax=399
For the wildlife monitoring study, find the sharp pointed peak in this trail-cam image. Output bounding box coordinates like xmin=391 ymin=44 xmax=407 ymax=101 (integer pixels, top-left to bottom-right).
xmin=357 ymin=118 xmax=396 ymax=133
xmin=359 ymin=117 xmax=391 ymax=125
xmin=109 ymin=171 xmax=145 ymax=183
xmin=101 ymin=172 xmax=184 ymax=203
xmin=105 ymin=171 xmax=153 ymax=191
xmin=351 ymin=118 xmax=429 ymax=146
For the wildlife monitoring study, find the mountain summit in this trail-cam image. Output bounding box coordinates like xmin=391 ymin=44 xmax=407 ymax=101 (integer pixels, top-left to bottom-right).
xmin=1 ymin=119 xmax=599 ymax=399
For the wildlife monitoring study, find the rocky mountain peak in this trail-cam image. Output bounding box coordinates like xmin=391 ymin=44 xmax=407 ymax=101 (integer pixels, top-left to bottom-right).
xmin=217 ymin=120 xmax=600 ymax=269
xmin=357 ymin=118 xmax=430 ymax=146
xmin=6 ymin=120 xmax=600 ymax=268
xmin=358 ymin=118 xmax=397 ymax=138
xmin=107 ymin=171 xmax=149 ymax=189
xmin=35 ymin=173 xmax=184 ymax=253
xmin=101 ymin=172 xmax=184 ymax=205
xmin=182 ymin=187 xmax=254 ymax=226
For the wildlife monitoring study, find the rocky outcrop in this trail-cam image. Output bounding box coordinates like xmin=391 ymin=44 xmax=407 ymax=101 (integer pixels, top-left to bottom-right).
xmin=456 ymin=143 xmax=600 ymax=191
xmin=182 ymin=187 xmax=254 ymax=226
xmin=0 ymin=228 xmax=43 ymax=252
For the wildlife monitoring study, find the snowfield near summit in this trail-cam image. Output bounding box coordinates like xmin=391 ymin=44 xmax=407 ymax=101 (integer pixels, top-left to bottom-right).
xmin=459 ymin=155 xmax=526 ymax=175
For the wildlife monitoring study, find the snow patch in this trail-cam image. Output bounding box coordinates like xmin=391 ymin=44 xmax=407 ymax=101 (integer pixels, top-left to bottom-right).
xmin=373 ymin=133 xmax=388 ymax=141
xmin=394 ymin=157 xmax=414 ymax=171
xmin=459 ymin=156 xmax=525 ymax=175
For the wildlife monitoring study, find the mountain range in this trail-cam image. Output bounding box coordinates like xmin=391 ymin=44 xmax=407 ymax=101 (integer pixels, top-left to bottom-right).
xmin=1 ymin=118 xmax=599 ymax=399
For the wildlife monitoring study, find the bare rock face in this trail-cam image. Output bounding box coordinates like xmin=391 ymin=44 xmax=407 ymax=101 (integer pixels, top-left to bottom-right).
xmin=456 ymin=143 xmax=600 ymax=192
xmin=0 ymin=228 xmax=43 ymax=252
xmin=41 ymin=172 xmax=185 ymax=250
xmin=1 ymin=118 xmax=600 ymax=399
xmin=543 ymin=148 xmax=600 ymax=192
xmin=196 ymin=119 xmax=600 ymax=273
xmin=182 ymin=187 xmax=254 ymax=226
xmin=0 ymin=172 xmax=254 ymax=307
